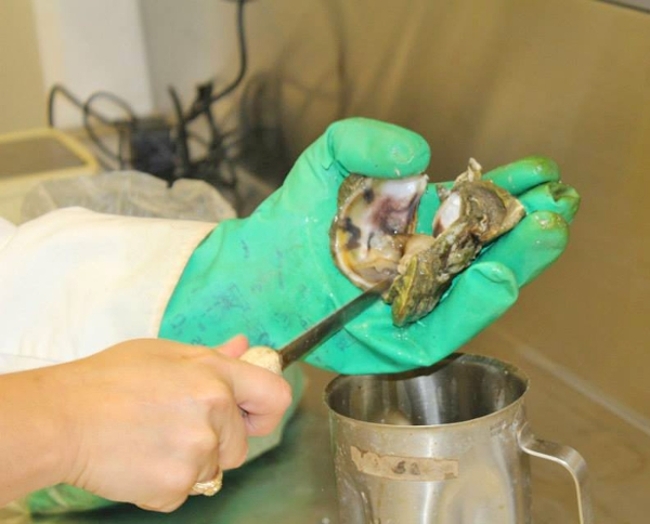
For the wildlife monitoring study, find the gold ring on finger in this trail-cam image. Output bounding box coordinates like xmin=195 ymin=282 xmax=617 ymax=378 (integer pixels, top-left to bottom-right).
xmin=191 ymin=470 xmax=223 ymax=496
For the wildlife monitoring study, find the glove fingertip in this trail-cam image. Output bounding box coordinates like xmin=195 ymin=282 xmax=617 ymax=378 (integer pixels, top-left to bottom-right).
xmin=519 ymin=182 xmax=581 ymax=224
xmin=485 ymin=156 xmax=560 ymax=195
xmin=326 ymin=117 xmax=431 ymax=177
xmin=529 ymin=209 xmax=571 ymax=240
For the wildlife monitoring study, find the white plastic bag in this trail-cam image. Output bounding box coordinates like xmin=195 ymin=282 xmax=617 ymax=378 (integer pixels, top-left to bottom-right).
xmin=20 ymin=171 xmax=236 ymax=223
xmin=11 ymin=170 xmax=303 ymax=517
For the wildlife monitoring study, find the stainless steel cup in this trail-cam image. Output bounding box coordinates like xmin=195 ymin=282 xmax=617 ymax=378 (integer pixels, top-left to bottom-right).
xmin=324 ymin=353 xmax=592 ymax=524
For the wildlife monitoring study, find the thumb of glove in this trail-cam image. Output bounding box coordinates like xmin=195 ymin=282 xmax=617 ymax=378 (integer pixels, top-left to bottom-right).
xmin=421 ymin=260 xmax=520 ymax=356
xmin=330 ymin=260 xmax=519 ymax=375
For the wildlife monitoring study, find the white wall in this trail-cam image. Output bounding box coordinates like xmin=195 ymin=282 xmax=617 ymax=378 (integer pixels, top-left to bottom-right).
xmin=139 ymin=0 xmax=348 ymax=157
xmin=288 ymin=0 xmax=650 ymax=422
xmin=31 ymin=0 xmax=155 ymax=127
xmin=142 ymin=0 xmax=650 ymax=423
xmin=20 ymin=0 xmax=346 ymax=150
xmin=0 ymin=0 xmax=46 ymax=134
xmin=7 ymin=0 xmax=648 ymax=424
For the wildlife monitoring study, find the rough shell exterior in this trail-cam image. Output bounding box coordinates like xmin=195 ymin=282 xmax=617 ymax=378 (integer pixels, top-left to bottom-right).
xmin=331 ymin=159 xmax=525 ymax=326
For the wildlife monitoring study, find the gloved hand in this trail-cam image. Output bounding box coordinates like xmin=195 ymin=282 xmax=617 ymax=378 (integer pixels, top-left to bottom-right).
xmin=161 ymin=118 xmax=579 ymax=374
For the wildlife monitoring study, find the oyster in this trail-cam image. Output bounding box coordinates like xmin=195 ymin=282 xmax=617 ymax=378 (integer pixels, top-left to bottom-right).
xmin=330 ymin=159 xmax=525 ymax=326
xmin=330 ymin=174 xmax=429 ymax=289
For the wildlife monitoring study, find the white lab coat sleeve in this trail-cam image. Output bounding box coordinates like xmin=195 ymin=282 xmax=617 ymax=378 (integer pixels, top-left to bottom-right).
xmin=0 ymin=208 xmax=216 ymax=373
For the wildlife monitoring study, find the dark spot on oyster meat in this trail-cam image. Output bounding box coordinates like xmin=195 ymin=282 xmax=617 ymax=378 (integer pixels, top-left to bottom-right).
xmin=372 ymin=195 xmax=420 ymax=235
xmin=341 ymin=217 xmax=362 ymax=250
xmin=331 ymin=161 xmax=524 ymax=326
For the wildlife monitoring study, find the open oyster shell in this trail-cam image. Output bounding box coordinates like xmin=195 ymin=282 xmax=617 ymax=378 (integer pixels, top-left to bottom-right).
xmin=330 ymin=174 xmax=429 ymax=289
xmin=330 ymin=159 xmax=525 ymax=326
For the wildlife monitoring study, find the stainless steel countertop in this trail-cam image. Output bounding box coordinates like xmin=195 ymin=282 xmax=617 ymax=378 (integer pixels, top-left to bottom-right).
xmin=5 ymin=334 xmax=650 ymax=523
xmin=32 ymin=364 xmax=342 ymax=524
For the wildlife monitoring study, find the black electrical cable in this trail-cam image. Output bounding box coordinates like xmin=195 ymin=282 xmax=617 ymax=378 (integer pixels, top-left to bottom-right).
xmin=197 ymin=81 xmax=226 ymax=157
xmin=82 ymin=91 xmax=137 ymax=169
xmin=48 ymin=85 xmax=107 ymax=128
xmin=48 ymin=84 xmax=137 ymax=169
xmin=168 ymin=85 xmax=192 ymax=179
xmin=184 ymin=0 xmax=249 ymax=123
xmin=167 ymin=0 xmax=250 ymax=199
xmin=48 ymin=85 xmax=84 ymax=127
xmin=211 ymin=0 xmax=248 ymax=104
xmin=187 ymin=131 xmax=210 ymax=148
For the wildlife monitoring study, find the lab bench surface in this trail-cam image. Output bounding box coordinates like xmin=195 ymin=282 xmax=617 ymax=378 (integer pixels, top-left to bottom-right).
xmin=13 ymin=364 xmax=341 ymax=524
xmin=6 ymin=332 xmax=650 ymax=523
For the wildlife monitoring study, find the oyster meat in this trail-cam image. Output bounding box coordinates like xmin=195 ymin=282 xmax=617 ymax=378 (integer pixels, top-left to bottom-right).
xmin=330 ymin=159 xmax=525 ymax=326
xmin=330 ymin=174 xmax=429 ymax=289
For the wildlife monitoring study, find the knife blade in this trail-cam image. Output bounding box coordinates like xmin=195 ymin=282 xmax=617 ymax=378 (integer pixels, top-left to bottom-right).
xmin=277 ymin=278 xmax=392 ymax=369
xmin=215 ymin=278 xmax=392 ymax=497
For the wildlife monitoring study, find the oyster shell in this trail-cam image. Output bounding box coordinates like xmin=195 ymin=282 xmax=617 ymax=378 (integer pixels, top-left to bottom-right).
xmin=331 ymin=159 xmax=525 ymax=327
xmin=330 ymin=174 xmax=429 ymax=289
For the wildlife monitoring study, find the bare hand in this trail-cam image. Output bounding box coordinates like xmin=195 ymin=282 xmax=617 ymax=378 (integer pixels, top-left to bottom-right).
xmin=0 ymin=336 xmax=292 ymax=512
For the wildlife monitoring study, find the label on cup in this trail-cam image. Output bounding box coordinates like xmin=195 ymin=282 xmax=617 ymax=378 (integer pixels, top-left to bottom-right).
xmin=350 ymin=446 xmax=459 ymax=481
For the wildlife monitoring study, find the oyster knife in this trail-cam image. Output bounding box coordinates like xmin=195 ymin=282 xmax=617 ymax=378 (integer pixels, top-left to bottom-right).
xmin=220 ymin=278 xmax=391 ymax=497
xmin=277 ymin=278 xmax=392 ymax=368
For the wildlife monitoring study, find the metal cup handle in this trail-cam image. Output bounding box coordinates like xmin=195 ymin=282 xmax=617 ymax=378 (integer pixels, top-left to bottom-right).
xmin=518 ymin=423 xmax=594 ymax=524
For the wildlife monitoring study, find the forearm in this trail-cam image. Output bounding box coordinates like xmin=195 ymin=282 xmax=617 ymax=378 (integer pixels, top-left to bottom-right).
xmin=0 ymin=367 xmax=69 ymax=505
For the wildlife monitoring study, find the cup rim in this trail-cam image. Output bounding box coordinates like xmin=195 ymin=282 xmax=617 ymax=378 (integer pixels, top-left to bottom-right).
xmin=323 ymin=352 xmax=530 ymax=428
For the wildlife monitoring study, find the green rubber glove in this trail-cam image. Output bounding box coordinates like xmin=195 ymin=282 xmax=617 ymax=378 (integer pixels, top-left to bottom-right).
xmin=160 ymin=118 xmax=579 ymax=374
